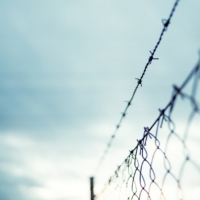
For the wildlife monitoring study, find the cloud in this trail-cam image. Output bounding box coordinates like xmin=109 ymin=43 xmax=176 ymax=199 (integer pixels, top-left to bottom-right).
xmin=0 ymin=169 xmax=39 ymax=200
xmin=0 ymin=0 xmax=200 ymax=199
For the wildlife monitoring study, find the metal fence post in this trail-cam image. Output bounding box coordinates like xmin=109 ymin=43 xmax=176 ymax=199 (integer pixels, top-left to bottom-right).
xmin=90 ymin=177 xmax=95 ymax=200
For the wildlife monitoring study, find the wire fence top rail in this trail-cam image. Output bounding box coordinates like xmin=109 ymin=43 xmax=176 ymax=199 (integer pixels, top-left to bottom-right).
xmin=95 ymin=0 xmax=181 ymax=173
xmin=95 ymin=57 xmax=200 ymax=200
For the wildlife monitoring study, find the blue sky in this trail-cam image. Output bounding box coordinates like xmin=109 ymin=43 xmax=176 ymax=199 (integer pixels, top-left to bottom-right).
xmin=0 ymin=0 xmax=200 ymax=199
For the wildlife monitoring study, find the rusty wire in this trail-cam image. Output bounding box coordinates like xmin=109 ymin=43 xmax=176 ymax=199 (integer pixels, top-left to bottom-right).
xmin=95 ymin=0 xmax=181 ymax=173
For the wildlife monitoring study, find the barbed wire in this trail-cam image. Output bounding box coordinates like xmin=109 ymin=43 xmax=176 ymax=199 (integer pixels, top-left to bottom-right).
xmin=95 ymin=57 xmax=200 ymax=200
xmin=95 ymin=0 xmax=181 ymax=173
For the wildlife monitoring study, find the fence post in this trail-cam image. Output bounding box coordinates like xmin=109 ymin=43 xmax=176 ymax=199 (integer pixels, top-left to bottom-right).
xmin=90 ymin=177 xmax=95 ymax=200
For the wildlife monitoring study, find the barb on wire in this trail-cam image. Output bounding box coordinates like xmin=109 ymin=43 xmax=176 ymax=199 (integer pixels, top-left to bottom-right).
xmin=95 ymin=57 xmax=200 ymax=200
xmin=95 ymin=0 xmax=181 ymax=173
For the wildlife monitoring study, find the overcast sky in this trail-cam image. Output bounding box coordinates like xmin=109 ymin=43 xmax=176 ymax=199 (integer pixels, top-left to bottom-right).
xmin=0 ymin=0 xmax=200 ymax=200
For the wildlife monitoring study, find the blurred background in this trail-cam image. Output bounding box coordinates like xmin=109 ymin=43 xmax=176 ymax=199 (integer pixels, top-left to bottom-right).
xmin=0 ymin=0 xmax=200 ymax=199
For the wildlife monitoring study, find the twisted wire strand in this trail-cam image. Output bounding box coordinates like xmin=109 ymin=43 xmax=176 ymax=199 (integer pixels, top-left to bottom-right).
xmin=95 ymin=0 xmax=181 ymax=173
xmin=95 ymin=57 xmax=200 ymax=200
